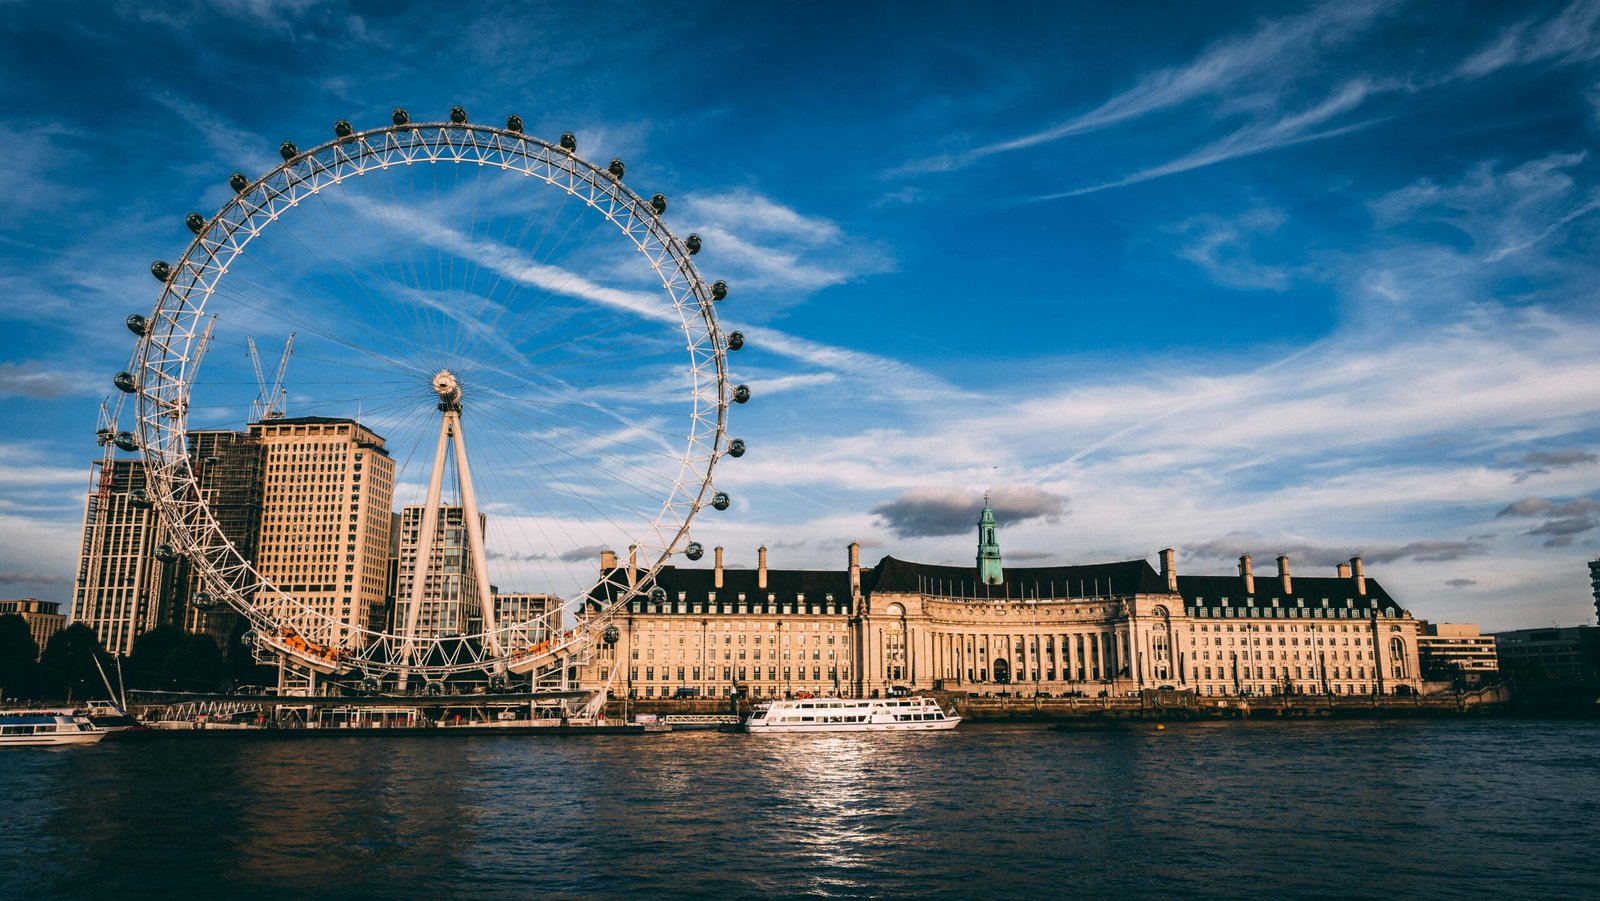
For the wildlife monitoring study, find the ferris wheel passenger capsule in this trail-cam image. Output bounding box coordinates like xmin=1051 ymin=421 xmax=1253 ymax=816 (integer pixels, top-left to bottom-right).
xmin=114 ymin=431 xmax=139 ymax=451
xmin=334 ymin=119 xmax=353 ymax=138
xmin=279 ymin=141 xmax=299 ymax=161
xmin=392 ymin=108 xmax=410 ymax=126
xmin=727 ymin=438 xmax=746 ymax=458
xmin=733 ymin=384 xmax=751 ymax=404
xmin=150 ymin=260 xmax=171 ymax=282
xmin=711 ymin=492 xmax=731 ymax=511
xmin=651 ymin=193 xmax=668 ymax=214
xmin=129 ymin=488 xmax=153 ymax=509
xmin=229 ymin=172 xmax=249 ymax=193
xmin=727 ymin=331 xmax=744 ymax=351
xmin=650 ymin=586 xmax=668 ymax=603
xmin=559 ymin=132 xmax=577 ymax=152
xmin=449 ymin=106 xmax=468 ymax=124
xmin=185 ymin=212 xmax=205 ymax=235
xmin=603 ymin=625 xmax=621 ymax=645
xmin=505 ymin=114 xmax=524 ymax=132
xmin=154 ymin=544 xmax=177 ymax=562
xmin=608 ymin=158 xmax=625 ymax=179
xmin=711 ymin=280 xmax=728 ymax=301
xmin=685 ymin=541 xmax=704 ymax=561
xmin=192 ymin=591 xmax=216 ymax=611
xmin=126 ymin=314 xmax=149 ymax=336
xmin=114 ymin=372 xmax=137 ymax=393
xmin=685 ymin=233 xmax=702 ymax=255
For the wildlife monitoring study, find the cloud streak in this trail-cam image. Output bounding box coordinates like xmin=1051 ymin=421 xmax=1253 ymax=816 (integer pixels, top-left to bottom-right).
xmin=899 ymin=0 xmax=1395 ymax=174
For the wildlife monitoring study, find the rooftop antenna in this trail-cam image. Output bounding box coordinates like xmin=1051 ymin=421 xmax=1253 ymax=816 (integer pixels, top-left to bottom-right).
xmin=247 ymin=332 xmax=295 ymax=421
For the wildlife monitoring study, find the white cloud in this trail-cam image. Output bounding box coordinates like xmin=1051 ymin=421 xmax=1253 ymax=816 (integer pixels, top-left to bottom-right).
xmin=1455 ymin=0 xmax=1600 ymax=79
xmin=679 ymin=188 xmax=891 ymax=295
xmin=1040 ymin=78 xmax=1391 ymax=199
xmin=899 ymin=0 xmax=1396 ymax=174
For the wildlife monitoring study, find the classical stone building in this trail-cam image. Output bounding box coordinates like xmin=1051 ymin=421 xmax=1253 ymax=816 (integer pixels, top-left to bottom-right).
xmin=588 ymin=545 xmax=856 ymax=699
xmin=587 ymin=501 xmax=1425 ymax=700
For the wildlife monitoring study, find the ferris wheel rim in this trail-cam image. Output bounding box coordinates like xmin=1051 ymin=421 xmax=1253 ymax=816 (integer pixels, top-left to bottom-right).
xmin=126 ymin=115 xmax=735 ymax=678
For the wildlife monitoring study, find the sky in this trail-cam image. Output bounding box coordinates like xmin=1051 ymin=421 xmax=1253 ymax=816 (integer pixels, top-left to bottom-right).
xmin=1 ymin=0 xmax=1599 ymax=631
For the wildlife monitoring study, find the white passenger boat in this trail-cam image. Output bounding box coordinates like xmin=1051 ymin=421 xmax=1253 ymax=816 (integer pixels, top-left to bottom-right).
xmin=0 ymin=710 xmax=108 ymax=746
xmin=744 ymin=696 xmax=960 ymax=733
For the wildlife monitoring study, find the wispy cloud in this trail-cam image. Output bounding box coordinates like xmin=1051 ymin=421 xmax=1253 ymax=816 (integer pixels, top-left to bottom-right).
xmin=898 ymin=0 xmax=1395 ymax=174
xmin=680 ymin=188 xmax=891 ymax=295
xmin=1173 ymin=207 xmax=1293 ymax=290
xmin=1185 ymin=534 xmax=1491 ymax=568
xmin=1038 ymin=79 xmax=1390 ymax=199
xmin=0 ymin=361 xmax=92 ymax=400
xmin=1454 ymin=0 xmax=1600 ymax=79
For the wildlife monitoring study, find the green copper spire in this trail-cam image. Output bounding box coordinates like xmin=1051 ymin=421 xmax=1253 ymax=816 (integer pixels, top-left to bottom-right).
xmin=977 ymin=494 xmax=1003 ymax=585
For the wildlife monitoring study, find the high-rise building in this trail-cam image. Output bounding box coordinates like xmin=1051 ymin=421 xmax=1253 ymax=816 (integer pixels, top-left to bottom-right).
xmin=177 ymin=430 xmax=265 ymax=648
xmin=1590 ymin=555 xmax=1600 ymax=626
xmin=0 ymin=598 xmax=66 ymax=658
xmin=395 ymin=505 xmax=487 ymax=639
xmin=70 ymin=458 xmax=168 ymax=656
xmin=493 ymin=591 xmax=562 ymax=651
xmin=250 ymin=417 xmax=394 ymax=649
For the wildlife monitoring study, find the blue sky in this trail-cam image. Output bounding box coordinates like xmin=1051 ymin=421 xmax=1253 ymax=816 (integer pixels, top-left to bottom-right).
xmin=2 ymin=0 xmax=1599 ymax=630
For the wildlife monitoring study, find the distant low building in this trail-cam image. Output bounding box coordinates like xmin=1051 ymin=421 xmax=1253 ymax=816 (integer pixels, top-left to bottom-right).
xmin=1490 ymin=626 xmax=1600 ymax=682
xmin=1416 ymin=622 xmax=1498 ymax=684
xmin=0 ymin=598 xmax=65 ymax=658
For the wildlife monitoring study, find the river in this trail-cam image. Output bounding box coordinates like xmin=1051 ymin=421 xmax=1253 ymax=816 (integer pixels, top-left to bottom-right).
xmin=2 ymin=719 xmax=1596 ymax=899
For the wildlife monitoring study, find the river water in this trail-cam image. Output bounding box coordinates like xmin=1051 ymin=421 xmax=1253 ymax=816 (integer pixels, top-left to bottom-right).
xmin=2 ymin=719 xmax=1596 ymax=899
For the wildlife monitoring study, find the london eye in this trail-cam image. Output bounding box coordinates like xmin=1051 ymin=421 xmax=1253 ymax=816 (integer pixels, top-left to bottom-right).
xmin=110 ymin=108 xmax=747 ymax=687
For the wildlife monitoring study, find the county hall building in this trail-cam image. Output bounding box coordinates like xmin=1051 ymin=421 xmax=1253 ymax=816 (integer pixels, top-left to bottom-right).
xmin=588 ymin=501 xmax=1425 ymax=700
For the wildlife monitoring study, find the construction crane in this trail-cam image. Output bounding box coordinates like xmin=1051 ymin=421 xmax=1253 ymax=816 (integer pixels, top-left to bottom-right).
xmin=247 ymin=332 xmax=295 ymax=422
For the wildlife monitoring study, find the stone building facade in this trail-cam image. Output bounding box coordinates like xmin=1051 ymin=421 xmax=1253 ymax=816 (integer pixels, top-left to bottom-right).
xmin=589 ymin=502 xmax=1424 ymax=700
xmin=249 ymin=416 xmax=395 ymax=647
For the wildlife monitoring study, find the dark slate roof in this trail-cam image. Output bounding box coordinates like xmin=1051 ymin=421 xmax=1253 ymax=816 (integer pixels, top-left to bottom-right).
xmin=865 ymin=555 xmax=1170 ymax=600
xmin=589 ymin=565 xmax=854 ymax=614
xmin=1176 ymin=574 xmax=1404 ymax=614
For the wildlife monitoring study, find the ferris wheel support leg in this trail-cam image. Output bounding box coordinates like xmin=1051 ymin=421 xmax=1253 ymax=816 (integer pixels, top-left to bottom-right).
xmin=398 ymin=414 xmax=452 ymax=692
xmin=451 ymin=414 xmax=505 ymax=666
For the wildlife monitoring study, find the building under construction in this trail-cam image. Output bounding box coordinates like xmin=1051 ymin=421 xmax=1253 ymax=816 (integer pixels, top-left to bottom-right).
xmin=176 ymin=430 xmax=266 ymax=648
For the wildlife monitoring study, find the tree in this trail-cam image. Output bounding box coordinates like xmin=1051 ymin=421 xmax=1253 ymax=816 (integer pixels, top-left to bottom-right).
xmin=165 ymin=633 xmax=226 ymax=691
xmin=37 ymin=624 xmax=110 ymax=702
xmin=0 ymin=614 xmax=39 ymax=700
xmin=128 ymin=623 xmax=187 ymax=689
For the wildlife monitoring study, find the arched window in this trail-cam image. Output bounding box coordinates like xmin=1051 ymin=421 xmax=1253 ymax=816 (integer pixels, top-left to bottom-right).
xmin=1389 ymin=636 xmax=1407 ymax=677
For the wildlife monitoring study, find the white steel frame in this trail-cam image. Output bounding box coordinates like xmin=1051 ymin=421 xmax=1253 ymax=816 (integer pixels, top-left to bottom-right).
xmin=125 ymin=119 xmax=731 ymax=680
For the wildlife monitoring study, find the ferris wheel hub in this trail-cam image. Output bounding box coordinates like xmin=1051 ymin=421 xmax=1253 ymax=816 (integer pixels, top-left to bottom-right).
xmin=432 ymin=369 xmax=462 ymax=410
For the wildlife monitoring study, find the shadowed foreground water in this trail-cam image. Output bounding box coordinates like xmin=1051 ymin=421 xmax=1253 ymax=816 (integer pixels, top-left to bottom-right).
xmin=2 ymin=719 xmax=1597 ymax=899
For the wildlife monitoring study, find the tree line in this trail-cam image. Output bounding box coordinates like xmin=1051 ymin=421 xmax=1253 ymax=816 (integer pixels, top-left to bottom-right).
xmin=0 ymin=616 xmax=274 ymax=702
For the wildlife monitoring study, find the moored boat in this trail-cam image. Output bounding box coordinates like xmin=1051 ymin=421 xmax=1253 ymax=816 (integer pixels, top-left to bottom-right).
xmin=0 ymin=710 xmax=108 ymax=747
xmin=744 ymin=696 xmax=960 ymax=733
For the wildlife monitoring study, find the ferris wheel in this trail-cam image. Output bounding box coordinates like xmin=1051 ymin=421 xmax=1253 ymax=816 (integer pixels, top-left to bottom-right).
xmin=112 ymin=107 xmax=749 ymax=683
